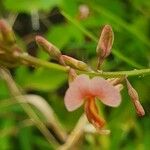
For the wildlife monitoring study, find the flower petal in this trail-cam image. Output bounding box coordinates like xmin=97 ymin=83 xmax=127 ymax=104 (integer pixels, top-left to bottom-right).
xmin=64 ymin=74 xmax=90 ymax=111
xmin=90 ymin=77 xmax=121 ymax=107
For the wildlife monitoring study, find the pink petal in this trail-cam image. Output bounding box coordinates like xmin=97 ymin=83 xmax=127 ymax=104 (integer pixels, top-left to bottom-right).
xmin=64 ymin=74 xmax=90 ymax=111
xmin=90 ymin=77 xmax=121 ymax=107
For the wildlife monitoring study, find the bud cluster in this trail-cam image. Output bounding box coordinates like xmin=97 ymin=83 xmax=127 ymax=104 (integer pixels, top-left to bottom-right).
xmin=0 ymin=18 xmax=146 ymax=137
xmin=35 ymin=28 xmax=145 ymax=118
xmin=0 ymin=19 xmax=22 ymax=67
xmin=36 ymin=35 xmax=91 ymax=71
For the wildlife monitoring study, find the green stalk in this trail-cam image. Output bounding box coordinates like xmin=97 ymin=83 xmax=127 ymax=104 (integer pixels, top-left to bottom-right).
xmin=19 ymin=53 xmax=150 ymax=78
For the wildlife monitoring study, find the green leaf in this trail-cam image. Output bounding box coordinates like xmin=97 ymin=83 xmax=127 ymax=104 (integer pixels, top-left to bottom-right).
xmin=0 ymin=79 xmax=10 ymax=99
xmin=33 ymin=136 xmax=53 ymax=150
xmin=0 ymin=119 xmax=15 ymax=150
xmin=15 ymin=67 xmax=67 ymax=92
xmin=3 ymin=0 xmax=62 ymax=13
xmin=61 ymin=0 xmax=78 ymax=17
xmin=18 ymin=127 xmax=32 ymax=150
xmin=46 ymin=24 xmax=84 ymax=51
xmin=46 ymin=25 xmax=71 ymax=49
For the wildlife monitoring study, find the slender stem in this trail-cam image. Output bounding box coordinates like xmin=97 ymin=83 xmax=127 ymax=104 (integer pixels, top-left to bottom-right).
xmin=82 ymin=69 xmax=150 ymax=78
xmin=19 ymin=53 xmax=69 ymax=72
xmin=18 ymin=53 xmax=150 ymax=78
xmin=58 ymin=114 xmax=87 ymax=150
xmin=0 ymin=95 xmax=67 ymax=143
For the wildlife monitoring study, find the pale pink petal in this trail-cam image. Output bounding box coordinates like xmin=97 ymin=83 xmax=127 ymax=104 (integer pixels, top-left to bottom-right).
xmin=90 ymin=77 xmax=121 ymax=107
xmin=69 ymin=74 xmax=90 ymax=97
xmin=64 ymin=74 xmax=90 ymax=111
xmin=64 ymin=86 xmax=84 ymax=111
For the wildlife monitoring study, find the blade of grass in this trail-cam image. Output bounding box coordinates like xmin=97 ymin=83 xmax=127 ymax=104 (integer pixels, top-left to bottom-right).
xmin=0 ymin=67 xmax=59 ymax=148
xmin=61 ymin=11 xmax=144 ymax=69
xmin=58 ymin=114 xmax=87 ymax=150
xmin=89 ymin=3 xmax=150 ymax=48
xmin=0 ymin=94 xmax=67 ymax=143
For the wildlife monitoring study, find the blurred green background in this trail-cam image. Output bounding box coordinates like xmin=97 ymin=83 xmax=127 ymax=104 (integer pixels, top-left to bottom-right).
xmin=0 ymin=0 xmax=150 ymax=149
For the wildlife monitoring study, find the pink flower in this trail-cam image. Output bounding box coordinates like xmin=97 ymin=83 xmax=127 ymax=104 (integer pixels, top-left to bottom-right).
xmin=64 ymin=74 xmax=121 ymax=130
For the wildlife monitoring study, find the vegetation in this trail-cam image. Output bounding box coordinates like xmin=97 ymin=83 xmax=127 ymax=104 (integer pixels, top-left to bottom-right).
xmin=0 ymin=0 xmax=150 ymax=150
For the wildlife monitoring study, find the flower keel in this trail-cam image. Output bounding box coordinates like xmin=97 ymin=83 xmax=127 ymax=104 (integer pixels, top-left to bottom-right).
xmin=84 ymin=98 xmax=105 ymax=129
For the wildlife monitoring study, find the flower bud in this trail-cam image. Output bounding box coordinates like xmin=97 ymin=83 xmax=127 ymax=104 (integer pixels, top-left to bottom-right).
xmin=0 ymin=19 xmax=16 ymax=44
xmin=36 ymin=36 xmax=62 ymax=60
xmin=96 ymin=25 xmax=114 ymax=68
xmin=126 ymin=78 xmax=145 ymax=117
xmin=78 ymin=4 xmax=90 ymax=20
xmin=68 ymin=68 xmax=77 ymax=84
xmin=61 ymin=55 xmax=90 ymax=71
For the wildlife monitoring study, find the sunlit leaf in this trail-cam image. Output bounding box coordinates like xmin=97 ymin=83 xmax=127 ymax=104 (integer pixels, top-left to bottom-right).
xmin=3 ymin=0 xmax=62 ymax=13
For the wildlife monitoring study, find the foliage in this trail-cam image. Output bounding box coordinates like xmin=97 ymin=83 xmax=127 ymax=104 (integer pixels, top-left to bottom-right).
xmin=0 ymin=0 xmax=150 ymax=150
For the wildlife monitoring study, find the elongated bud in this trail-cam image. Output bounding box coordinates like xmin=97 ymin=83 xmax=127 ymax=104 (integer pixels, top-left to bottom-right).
xmin=96 ymin=25 xmax=114 ymax=68
xmin=107 ymin=77 xmax=124 ymax=92
xmin=61 ymin=55 xmax=90 ymax=71
xmin=68 ymin=68 xmax=77 ymax=85
xmin=126 ymin=78 xmax=145 ymax=117
xmin=0 ymin=19 xmax=16 ymax=44
xmin=107 ymin=77 xmax=124 ymax=86
xmin=97 ymin=25 xmax=114 ymax=58
xmin=36 ymin=36 xmax=62 ymax=60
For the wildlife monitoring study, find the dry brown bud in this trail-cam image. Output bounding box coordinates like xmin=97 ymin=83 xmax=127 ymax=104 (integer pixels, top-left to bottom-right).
xmin=126 ymin=78 xmax=145 ymax=117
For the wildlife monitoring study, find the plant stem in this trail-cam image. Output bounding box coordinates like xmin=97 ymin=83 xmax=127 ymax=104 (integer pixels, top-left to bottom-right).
xmin=0 ymin=95 xmax=67 ymax=143
xmin=58 ymin=114 xmax=87 ymax=150
xmin=19 ymin=53 xmax=150 ymax=78
xmin=82 ymin=69 xmax=150 ymax=78
xmin=19 ymin=53 xmax=69 ymax=72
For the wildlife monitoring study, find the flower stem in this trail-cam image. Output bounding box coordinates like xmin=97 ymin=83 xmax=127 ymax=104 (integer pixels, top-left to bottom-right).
xmin=18 ymin=53 xmax=150 ymax=78
xmin=19 ymin=53 xmax=69 ymax=72
xmin=81 ymin=69 xmax=150 ymax=78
